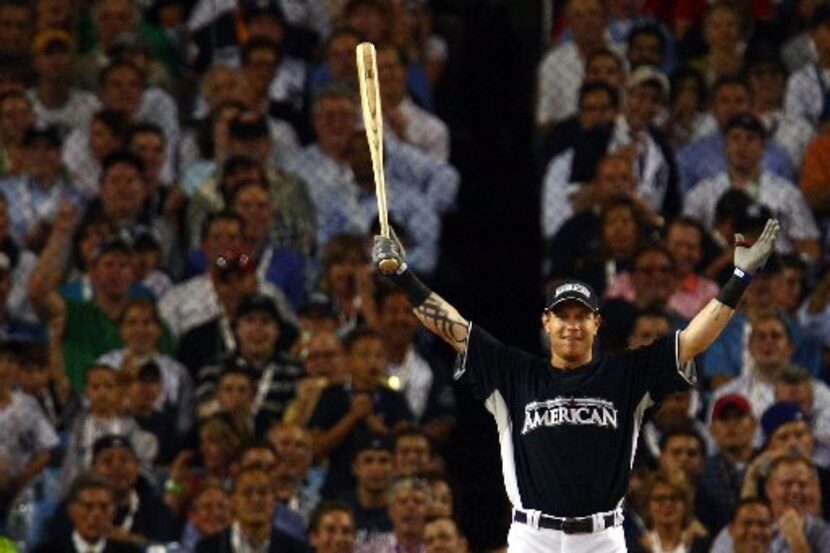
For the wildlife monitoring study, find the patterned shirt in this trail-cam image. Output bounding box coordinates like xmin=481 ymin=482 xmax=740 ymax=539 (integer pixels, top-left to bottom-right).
xmin=27 ymin=88 xmax=99 ymax=135
xmin=785 ymin=63 xmax=830 ymax=127
xmin=386 ymin=97 xmax=450 ymax=162
xmin=676 ymin=132 xmax=794 ymax=193
xmin=0 ymin=176 xmax=84 ymax=243
xmin=0 ymin=392 xmax=59 ymax=476
xmin=683 ymin=171 xmax=819 ymax=253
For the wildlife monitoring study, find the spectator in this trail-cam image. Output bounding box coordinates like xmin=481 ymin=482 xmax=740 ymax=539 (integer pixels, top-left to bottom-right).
xmin=775 ymin=366 xmax=830 ymax=468
xmin=194 ymin=466 xmax=307 ymax=552
xmin=376 ymin=43 xmax=449 ymax=162
xmin=687 ymin=3 xmax=744 ymax=88
xmin=179 ymin=484 xmax=232 ymax=553
xmin=661 ymin=217 xmax=720 ymax=319
xmin=0 ymin=90 xmax=35 ymax=177
xmin=425 ymin=474 xmax=454 ymax=519
xmin=27 ymin=29 xmax=98 ymax=134
xmin=772 ymin=254 xmax=808 ymax=317
xmin=676 ymin=77 xmax=794 ymax=193
xmin=747 ymin=50 xmax=814 ymax=169
xmin=627 ymin=23 xmax=669 ymax=71
xmin=683 ymin=112 xmax=820 ymax=262
xmin=358 ymin=477 xmax=430 ymax=553
xmin=0 ymin=1 xmax=34 ymax=85
xmin=96 ymin=297 xmax=192 ymax=438
xmin=536 ymin=0 xmax=619 ymax=129
xmin=29 ymin=224 xmax=165 ymax=392
xmin=32 ymin=473 xmax=141 ymax=553
xmin=201 ymin=367 xmax=257 ymax=445
xmin=121 ymin=360 xmax=180 ymax=465
xmin=664 ymin=67 xmax=709 ymax=149
xmin=784 ymin=5 xmax=830 ymax=127
xmin=285 ymin=330 xmax=349 ymax=427
xmin=338 ymin=435 xmax=394 ymax=545
xmin=423 ymin=517 xmax=468 ymax=553
xmin=0 ymin=340 xmax=58 ymax=520
xmin=268 ymin=423 xmax=325 ymax=522
xmin=228 ymin=180 xmax=306 ymax=310
xmin=711 ymin=313 xmax=799 ymax=419
xmin=0 ymin=125 xmax=82 ymax=249
xmin=696 ymin=394 xmax=757 ymax=535
xmin=195 ymin=293 xmax=302 ymax=433
xmin=584 ymin=48 xmax=627 ymax=91
xmin=658 ymin=425 xmax=706 ymax=482
xmin=62 ymin=108 xmax=128 ymax=199
xmin=722 ymin=498 xmax=774 ymax=553
xmin=309 ymin=500 xmax=357 ymax=553
xmin=89 ymin=435 xmax=176 ymax=545
xmin=737 ymin=454 xmax=830 ymax=551
xmin=308 ymin=27 xmax=362 ymax=97
xmin=541 ymin=66 xmax=679 ymax=242
xmin=394 ymin=429 xmax=432 ymax=478
xmin=160 ymin=246 xmax=298 ymax=374
xmin=14 ymin=342 xmax=74 ymax=432
xmin=317 ymin=234 xmax=379 ymax=334
xmin=236 ymin=442 xmax=306 ymax=543
xmin=637 ymin=387 xmax=708 ymax=470
xmin=61 ymin=366 xmax=157 ymax=494
xmin=640 ymin=469 xmax=709 ymax=553
xmin=377 ymin=286 xmax=454 ymax=438
xmin=126 ymin=123 xmax=178 ymax=214
xmin=308 ymin=327 xmax=413 ymax=498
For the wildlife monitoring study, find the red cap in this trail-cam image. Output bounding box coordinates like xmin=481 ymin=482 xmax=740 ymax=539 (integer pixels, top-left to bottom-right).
xmin=712 ymin=393 xmax=751 ymax=420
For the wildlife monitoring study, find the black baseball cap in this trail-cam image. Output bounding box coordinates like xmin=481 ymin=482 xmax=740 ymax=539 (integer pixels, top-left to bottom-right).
xmin=92 ymin=435 xmax=135 ymax=460
xmin=545 ymin=280 xmax=600 ymax=313
xmin=355 ymin=434 xmax=393 ymax=455
xmin=236 ymin=293 xmax=280 ymax=321
xmin=724 ymin=112 xmax=767 ymax=139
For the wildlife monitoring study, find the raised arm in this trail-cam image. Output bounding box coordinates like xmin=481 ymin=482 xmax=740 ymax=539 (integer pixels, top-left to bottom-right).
xmin=28 ymin=202 xmax=75 ymax=322
xmin=373 ymin=235 xmax=469 ymax=352
xmin=678 ymin=219 xmax=780 ymax=364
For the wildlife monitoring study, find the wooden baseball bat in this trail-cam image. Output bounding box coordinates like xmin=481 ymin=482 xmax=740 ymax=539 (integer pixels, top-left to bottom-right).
xmin=356 ymin=42 xmax=399 ymax=274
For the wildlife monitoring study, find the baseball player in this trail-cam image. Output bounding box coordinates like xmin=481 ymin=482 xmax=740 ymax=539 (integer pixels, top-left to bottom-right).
xmin=371 ymin=219 xmax=780 ymax=552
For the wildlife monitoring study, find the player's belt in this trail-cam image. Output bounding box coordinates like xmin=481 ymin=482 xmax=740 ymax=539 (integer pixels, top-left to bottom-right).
xmin=513 ymin=508 xmax=621 ymax=534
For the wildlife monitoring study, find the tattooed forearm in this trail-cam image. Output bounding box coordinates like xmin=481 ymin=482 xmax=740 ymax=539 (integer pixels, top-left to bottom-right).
xmin=414 ymin=294 xmax=469 ymax=351
xmin=678 ymin=298 xmax=737 ymax=364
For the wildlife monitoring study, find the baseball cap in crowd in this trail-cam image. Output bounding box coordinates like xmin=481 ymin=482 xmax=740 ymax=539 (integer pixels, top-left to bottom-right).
xmin=711 ymin=393 xmax=751 ymax=420
xmin=91 ymin=235 xmax=134 ymax=262
xmin=356 ymin=434 xmax=394 ymax=456
xmin=626 ymin=66 xmax=670 ymax=100
xmin=545 ymin=280 xmax=600 ymax=313
xmin=92 ymin=435 xmax=135 ymax=461
xmin=23 ymin=124 xmax=62 ymax=148
xmin=237 ymin=293 xmax=280 ymax=321
xmin=724 ymin=112 xmax=767 ymax=139
xmin=761 ymin=402 xmax=806 ymax=440
xmin=32 ymin=29 xmax=75 ymax=56
xmin=300 ymin=291 xmax=335 ymax=318
xmin=214 ymin=249 xmax=256 ymax=276
xmin=244 ymin=0 xmax=286 ymax=23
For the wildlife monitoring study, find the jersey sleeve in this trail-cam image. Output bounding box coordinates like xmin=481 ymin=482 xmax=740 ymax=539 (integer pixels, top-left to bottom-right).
xmin=625 ymin=331 xmax=697 ymax=404
xmin=453 ymin=323 xmax=534 ymax=402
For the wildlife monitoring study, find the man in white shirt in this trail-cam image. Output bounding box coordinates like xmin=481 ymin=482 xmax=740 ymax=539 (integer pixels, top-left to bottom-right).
xmin=683 ymin=112 xmax=820 ymax=262
xmin=784 ymin=6 xmax=830 ymax=127
xmin=536 ymin=0 xmax=620 ymax=129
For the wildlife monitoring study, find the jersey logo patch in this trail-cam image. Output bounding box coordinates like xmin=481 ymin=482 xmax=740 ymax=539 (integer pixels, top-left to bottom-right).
xmin=521 ymin=397 xmax=618 ymax=434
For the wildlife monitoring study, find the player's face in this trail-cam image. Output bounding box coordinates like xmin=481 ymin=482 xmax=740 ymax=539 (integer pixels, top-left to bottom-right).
xmin=542 ymin=302 xmax=600 ymax=368
xmin=730 ymin=503 xmax=773 ymax=553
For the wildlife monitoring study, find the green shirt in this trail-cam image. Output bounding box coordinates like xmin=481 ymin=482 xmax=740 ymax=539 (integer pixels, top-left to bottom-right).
xmin=63 ymin=300 xmax=174 ymax=392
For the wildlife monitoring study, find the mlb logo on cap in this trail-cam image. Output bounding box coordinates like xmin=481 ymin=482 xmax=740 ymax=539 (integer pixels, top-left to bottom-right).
xmin=545 ymin=280 xmax=600 ymax=312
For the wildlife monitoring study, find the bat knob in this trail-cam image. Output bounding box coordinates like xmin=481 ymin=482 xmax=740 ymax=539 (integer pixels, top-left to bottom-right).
xmin=378 ymin=258 xmax=400 ymax=275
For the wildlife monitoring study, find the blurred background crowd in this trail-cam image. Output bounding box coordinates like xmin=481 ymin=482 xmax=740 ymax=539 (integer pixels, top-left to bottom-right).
xmin=0 ymin=0 xmax=829 ymax=551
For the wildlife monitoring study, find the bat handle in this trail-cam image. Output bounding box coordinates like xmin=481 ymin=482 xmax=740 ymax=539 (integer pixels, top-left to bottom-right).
xmin=378 ymin=258 xmax=400 ymax=274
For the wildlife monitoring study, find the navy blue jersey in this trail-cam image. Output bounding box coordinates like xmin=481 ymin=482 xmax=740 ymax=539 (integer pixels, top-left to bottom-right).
xmin=455 ymin=323 xmax=695 ymax=517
